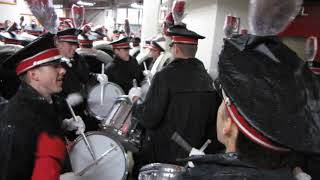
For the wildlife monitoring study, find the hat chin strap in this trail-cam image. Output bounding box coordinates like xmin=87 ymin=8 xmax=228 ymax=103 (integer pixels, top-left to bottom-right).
xmin=221 ymin=89 xmax=290 ymax=152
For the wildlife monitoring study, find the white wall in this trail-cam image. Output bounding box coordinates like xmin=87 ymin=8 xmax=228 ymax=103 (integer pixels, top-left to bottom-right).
xmin=209 ymin=0 xmax=250 ymax=78
xmin=85 ymin=9 xmax=106 ymax=26
xmin=183 ymin=0 xmax=218 ymax=72
xmin=140 ymin=0 xmax=161 ymax=46
xmin=0 ymin=0 xmax=31 ymax=23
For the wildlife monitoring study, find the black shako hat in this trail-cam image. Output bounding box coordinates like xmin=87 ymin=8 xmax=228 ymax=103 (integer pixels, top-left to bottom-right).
xmin=167 ymin=24 xmax=205 ymax=45
xmin=2 ymin=33 xmax=62 ymax=75
xmin=78 ymin=33 xmax=97 ymax=47
xmin=0 ymin=31 xmax=24 ymax=45
xmin=109 ymin=37 xmax=131 ymax=49
xmin=56 ymin=28 xmax=82 ymax=44
xmin=217 ymin=34 xmax=320 ymax=154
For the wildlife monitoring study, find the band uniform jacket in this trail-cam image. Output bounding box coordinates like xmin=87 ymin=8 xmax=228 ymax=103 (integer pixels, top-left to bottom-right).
xmin=61 ymin=52 xmax=90 ymax=96
xmin=106 ymin=55 xmax=144 ymax=94
xmin=175 ymin=153 xmax=296 ymax=180
xmin=136 ymin=58 xmax=223 ymax=165
xmin=0 ymin=82 xmax=66 ymax=180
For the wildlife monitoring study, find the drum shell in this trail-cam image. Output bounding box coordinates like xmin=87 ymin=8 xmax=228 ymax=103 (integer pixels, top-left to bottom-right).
xmin=101 ymin=95 xmax=133 ymax=135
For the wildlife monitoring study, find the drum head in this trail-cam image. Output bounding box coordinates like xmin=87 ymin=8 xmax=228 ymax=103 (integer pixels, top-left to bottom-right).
xmin=87 ymin=82 xmax=124 ymax=120
xmin=69 ymin=131 xmax=128 ymax=180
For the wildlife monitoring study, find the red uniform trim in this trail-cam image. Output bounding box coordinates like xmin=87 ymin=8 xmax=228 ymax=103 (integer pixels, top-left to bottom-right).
xmin=16 ymin=48 xmax=61 ymax=75
xmin=310 ymin=67 xmax=320 ymax=75
xmin=3 ymin=38 xmax=22 ymax=45
xmin=58 ymin=35 xmax=78 ymax=42
xmin=79 ymin=39 xmax=93 ymax=45
xmin=172 ymin=36 xmax=198 ymax=45
xmin=112 ymin=42 xmax=130 ymax=49
xmin=32 ymin=132 xmax=66 ymax=180
xmin=222 ymin=90 xmax=290 ymax=152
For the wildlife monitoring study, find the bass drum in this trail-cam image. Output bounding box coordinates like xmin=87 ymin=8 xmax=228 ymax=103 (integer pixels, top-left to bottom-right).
xmin=63 ymin=131 xmax=128 ymax=180
xmin=87 ymin=82 xmax=124 ymax=121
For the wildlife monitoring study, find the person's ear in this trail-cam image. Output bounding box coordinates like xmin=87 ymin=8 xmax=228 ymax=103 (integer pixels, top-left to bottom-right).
xmin=222 ymin=116 xmax=233 ymax=136
xmin=174 ymin=45 xmax=180 ymax=55
xmin=27 ymin=69 xmax=40 ymax=81
xmin=223 ymin=116 xmax=239 ymax=139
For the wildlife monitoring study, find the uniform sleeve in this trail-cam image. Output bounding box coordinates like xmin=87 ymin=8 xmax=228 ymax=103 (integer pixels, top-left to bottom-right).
xmin=139 ymin=73 xmax=169 ymax=129
xmin=32 ymin=132 xmax=66 ymax=180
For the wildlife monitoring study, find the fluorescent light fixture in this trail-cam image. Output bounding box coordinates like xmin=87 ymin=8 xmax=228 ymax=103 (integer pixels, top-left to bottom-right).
xmin=131 ymin=2 xmax=143 ymax=9
xmin=77 ymin=0 xmax=96 ymax=6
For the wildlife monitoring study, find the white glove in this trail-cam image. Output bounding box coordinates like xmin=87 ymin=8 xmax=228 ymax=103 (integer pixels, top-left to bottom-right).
xmin=62 ymin=116 xmax=86 ymax=135
xmin=143 ymin=70 xmax=152 ymax=78
xmin=128 ymin=87 xmax=142 ymax=102
xmin=97 ymin=74 xmax=108 ymax=85
xmin=293 ymin=167 xmax=312 ymax=180
xmin=66 ymin=93 xmax=83 ymax=106
xmin=188 ymin=148 xmax=205 ymax=168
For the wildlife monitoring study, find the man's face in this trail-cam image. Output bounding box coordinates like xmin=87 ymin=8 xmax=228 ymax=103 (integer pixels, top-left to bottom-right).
xmin=113 ymin=33 xmax=120 ymax=40
xmin=150 ymin=48 xmax=161 ymax=59
xmin=35 ymin=63 xmax=66 ymax=95
xmin=56 ymin=41 xmax=78 ymax=58
xmin=115 ymin=48 xmax=130 ymax=61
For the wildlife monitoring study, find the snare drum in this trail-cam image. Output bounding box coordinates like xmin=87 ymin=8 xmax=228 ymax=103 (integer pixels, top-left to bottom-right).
xmin=87 ymin=82 xmax=124 ymax=120
xmin=68 ymin=131 xmax=128 ymax=180
xmin=138 ymin=163 xmax=185 ymax=180
xmin=100 ymin=96 xmax=141 ymax=152
xmin=101 ymin=96 xmax=133 ymax=135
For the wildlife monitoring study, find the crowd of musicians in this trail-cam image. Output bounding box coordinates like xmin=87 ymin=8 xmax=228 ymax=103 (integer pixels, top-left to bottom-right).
xmin=0 ymin=0 xmax=320 ymax=180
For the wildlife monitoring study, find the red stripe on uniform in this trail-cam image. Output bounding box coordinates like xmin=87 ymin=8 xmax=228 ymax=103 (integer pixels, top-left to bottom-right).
xmin=79 ymin=40 xmax=93 ymax=45
xmin=112 ymin=42 xmax=130 ymax=49
xmin=58 ymin=35 xmax=78 ymax=42
xmin=16 ymin=48 xmax=61 ymax=75
xmin=3 ymin=38 xmax=21 ymax=45
xmin=225 ymin=102 xmax=290 ymax=152
xmin=172 ymin=36 xmax=198 ymax=44
xmin=310 ymin=67 xmax=320 ymax=75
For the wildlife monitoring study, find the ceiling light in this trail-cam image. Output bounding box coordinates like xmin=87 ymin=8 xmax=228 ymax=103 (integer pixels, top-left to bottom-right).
xmin=131 ymin=2 xmax=143 ymax=9
xmin=77 ymin=0 xmax=95 ymax=6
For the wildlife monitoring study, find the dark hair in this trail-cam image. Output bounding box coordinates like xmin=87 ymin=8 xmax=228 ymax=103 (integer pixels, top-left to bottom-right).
xmin=237 ymin=132 xmax=292 ymax=169
xmin=175 ymin=43 xmax=197 ymax=57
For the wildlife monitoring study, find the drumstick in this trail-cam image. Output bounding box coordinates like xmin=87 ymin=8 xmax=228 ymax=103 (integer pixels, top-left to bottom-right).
xmin=66 ymin=101 xmax=96 ymax=160
xmin=143 ymin=61 xmax=151 ymax=86
xmin=199 ymin=139 xmax=211 ymax=152
xmin=76 ymin=145 xmax=117 ymax=176
xmin=171 ymin=132 xmax=192 ymax=152
xmin=100 ymin=63 xmax=105 ymax=105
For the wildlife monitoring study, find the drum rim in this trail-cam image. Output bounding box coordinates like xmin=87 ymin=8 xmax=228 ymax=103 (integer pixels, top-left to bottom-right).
xmin=87 ymin=82 xmax=125 ymax=120
xmin=139 ymin=163 xmax=185 ymax=172
xmin=69 ymin=131 xmax=129 ymax=180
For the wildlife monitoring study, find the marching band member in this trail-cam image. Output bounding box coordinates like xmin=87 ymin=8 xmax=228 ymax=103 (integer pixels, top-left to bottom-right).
xmin=0 ymin=33 xmax=84 ymax=180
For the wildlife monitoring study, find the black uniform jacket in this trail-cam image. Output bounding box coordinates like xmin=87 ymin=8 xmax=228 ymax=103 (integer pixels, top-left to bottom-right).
xmin=106 ymin=55 xmax=144 ymax=94
xmin=0 ymin=82 xmax=64 ymax=180
xmin=175 ymin=153 xmax=296 ymax=180
xmin=136 ymin=58 xmax=223 ymax=165
xmin=62 ymin=52 xmax=90 ymax=96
